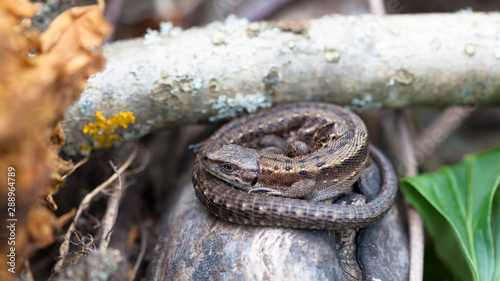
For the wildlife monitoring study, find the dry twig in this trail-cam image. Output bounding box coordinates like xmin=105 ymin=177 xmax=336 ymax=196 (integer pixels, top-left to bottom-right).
xmin=396 ymin=111 xmax=423 ymax=281
xmin=53 ymin=144 xmax=139 ymax=273
xmin=124 ymin=148 xmax=152 ymax=176
xmin=61 ymin=155 xmax=90 ymax=181
xmin=414 ymin=107 xmax=475 ymax=164
xmin=99 ymin=161 xmax=123 ymax=251
xmin=129 ymin=223 xmax=149 ymax=281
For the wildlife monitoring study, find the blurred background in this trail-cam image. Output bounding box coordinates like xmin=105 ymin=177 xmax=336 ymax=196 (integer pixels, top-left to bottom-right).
xmin=32 ymin=0 xmax=500 ymax=40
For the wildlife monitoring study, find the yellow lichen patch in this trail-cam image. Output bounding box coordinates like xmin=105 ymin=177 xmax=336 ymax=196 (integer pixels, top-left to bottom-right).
xmin=82 ymin=111 xmax=136 ymax=151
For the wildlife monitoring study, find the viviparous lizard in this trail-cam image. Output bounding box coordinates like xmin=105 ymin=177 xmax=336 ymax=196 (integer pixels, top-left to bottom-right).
xmin=192 ymin=102 xmax=397 ymax=230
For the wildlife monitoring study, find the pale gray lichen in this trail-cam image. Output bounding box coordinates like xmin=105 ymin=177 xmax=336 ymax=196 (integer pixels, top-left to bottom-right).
xmin=392 ymin=68 xmax=415 ymax=85
xmin=144 ymin=23 xmax=182 ymax=45
xmin=208 ymin=93 xmax=272 ymax=122
xmin=464 ymin=44 xmax=476 ymax=56
xmin=387 ymin=77 xmax=396 ymax=86
xmin=159 ymin=22 xmax=182 ymax=37
xmin=159 ymin=22 xmax=173 ymax=36
xmin=345 ymin=94 xmax=382 ymax=112
xmin=258 ymin=27 xmax=282 ymax=38
xmin=208 ymin=14 xmax=249 ymax=34
xmin=208 ymin=78 xmax=220 ymax=93
xmin=457 ymin=7 xmax=474 ymax=13
xmin=143 ymin=28 xmax=161 ymax=45
xmin=246 ymin=22 xmax=282 ymax=39
xmin=78 ymin=99 xmax=95 ymax=116
xmin=324 ymin=48 xmax=342 ymax=63
xmin=152 ymin=73 xmax=203 ymax=96
xmin=262 ymin=67 xmax=280 ymax=95
xmin=211 ymin=33 xmax=227 ymax=45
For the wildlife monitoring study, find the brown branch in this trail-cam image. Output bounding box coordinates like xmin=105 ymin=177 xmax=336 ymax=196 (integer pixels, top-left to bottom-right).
xmin=129 ymin=223 xmax=149 ymax=281
xmin=381 ymin=110 xmax=424 ymax=281
xmin=414 ymin=107 xmax=475 ymax=164
xmin=395 ymin=111 xmax=423 ymax=281
xmin=368 ymin=0 xmax=386 ymax=15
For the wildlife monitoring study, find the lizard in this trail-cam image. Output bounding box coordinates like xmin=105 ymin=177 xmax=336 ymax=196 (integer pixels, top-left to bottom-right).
xmin=192 ymin=102 xmax=397 ymax=230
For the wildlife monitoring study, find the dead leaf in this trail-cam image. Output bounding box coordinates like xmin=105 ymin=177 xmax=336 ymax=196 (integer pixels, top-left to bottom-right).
xmin=0 ymin=0 xmax=110 ymax=278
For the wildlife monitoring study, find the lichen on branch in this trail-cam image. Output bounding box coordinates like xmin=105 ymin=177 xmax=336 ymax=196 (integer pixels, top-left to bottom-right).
xmin=62 ymin=13 xmax=500 ymax=155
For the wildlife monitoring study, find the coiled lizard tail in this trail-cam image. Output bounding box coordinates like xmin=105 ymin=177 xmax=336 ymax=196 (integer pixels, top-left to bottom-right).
xmin=192 ymin=102 xmax=397 ymax=230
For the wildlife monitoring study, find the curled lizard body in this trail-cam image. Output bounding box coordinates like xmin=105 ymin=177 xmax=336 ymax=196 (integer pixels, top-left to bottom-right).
xmin=193 ymin=102 xmax=397 ymax=230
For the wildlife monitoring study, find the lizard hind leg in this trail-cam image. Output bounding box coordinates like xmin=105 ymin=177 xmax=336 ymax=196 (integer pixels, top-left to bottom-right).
xmin=249 ymin=179 xmax=317 ymax=199
xmin=284 ymin=178 xmax=317 ymax=199
xmin=308 ymin=184 xmax=351 ymax=202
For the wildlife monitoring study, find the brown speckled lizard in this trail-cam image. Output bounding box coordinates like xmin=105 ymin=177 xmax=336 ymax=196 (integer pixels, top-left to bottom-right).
xmin=192 ymin=102 xmax=396 ymax=230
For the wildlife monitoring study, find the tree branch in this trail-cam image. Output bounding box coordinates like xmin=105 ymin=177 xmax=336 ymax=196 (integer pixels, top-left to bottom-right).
xmin=63 ymin=13 xmax=500 ymax=154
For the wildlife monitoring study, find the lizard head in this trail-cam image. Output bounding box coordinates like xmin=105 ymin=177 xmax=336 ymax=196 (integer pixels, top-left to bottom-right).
xmin=201 ymin=144 xmax=259 ymax=190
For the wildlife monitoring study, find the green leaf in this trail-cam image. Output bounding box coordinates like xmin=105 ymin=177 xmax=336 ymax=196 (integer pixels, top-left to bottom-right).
xmin=401 ymin=147 xmax=500 ymax=281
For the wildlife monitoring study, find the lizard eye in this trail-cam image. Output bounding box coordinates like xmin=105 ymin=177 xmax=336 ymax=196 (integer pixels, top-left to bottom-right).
xmin=221 ymin=164 xmax=234 ymax=173
xmin=251 ymin=177 xmax=258 ymax=186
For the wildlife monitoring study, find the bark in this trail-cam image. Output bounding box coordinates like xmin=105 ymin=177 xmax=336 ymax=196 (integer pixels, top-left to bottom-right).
xmin=63 ymin=13 xmax=500 ymax=154
xmin=148 ymin=182 xmax=408 ymax=281
xmin=147 ymin=153 xmax=409 ymax=280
